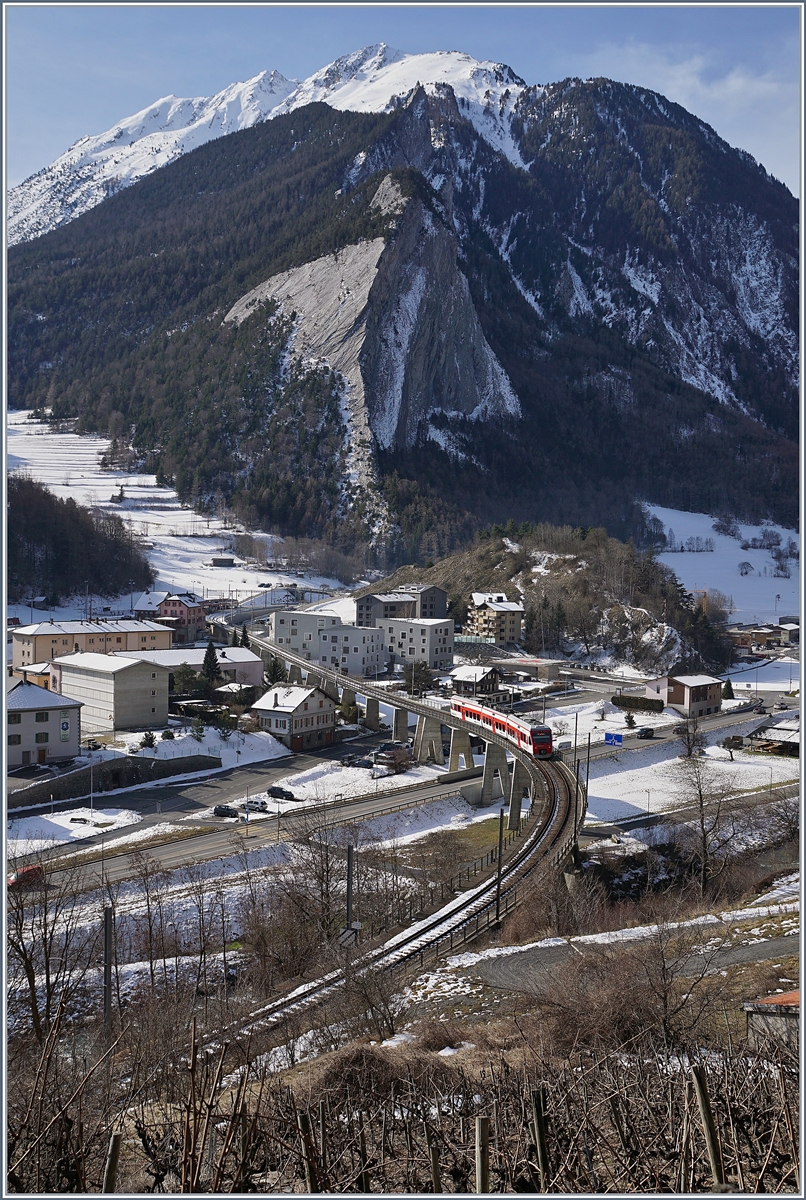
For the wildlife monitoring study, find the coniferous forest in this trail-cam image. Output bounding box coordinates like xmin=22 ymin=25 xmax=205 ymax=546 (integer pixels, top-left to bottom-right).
xmin=7 ymin=476 xmax=154 ymax=603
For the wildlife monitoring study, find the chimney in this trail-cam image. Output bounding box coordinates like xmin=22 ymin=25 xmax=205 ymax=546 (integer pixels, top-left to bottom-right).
xmin=22 ymin=671 xmax=28 ymax=685
xmin=273 ymin=693 xmax=279 ymax=707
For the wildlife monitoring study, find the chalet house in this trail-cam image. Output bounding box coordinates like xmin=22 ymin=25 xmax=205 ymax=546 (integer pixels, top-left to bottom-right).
xmin=12 ymin=620 xmax=172 ymax=669
xmin=131 ymin=590 xmax=170 ymax=618
xmin=645 ymin=673 xmax=723 ymax=718
xmin=7 ymin=678 xmax=82 ymax=767
xmin=450 ymin=664 xmax=502 ymax=696
xmin=251 ymin=686 xmax=336 ymax=751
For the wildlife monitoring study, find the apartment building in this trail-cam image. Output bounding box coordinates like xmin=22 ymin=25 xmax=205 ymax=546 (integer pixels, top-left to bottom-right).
xmin=355 ymin=585 xmax=447 ymax=626
xmin=383 ymin=618 xmax=454 ymax=671
xmin=465 ymin=593 xmax=524 ymax=646
xmin=267 ymin=609 xmax=387 ymax=677
xmin=50 ymin=654 xmax=171 ymax=733
xmin=12 ymin=620 xmax=172 ymax=669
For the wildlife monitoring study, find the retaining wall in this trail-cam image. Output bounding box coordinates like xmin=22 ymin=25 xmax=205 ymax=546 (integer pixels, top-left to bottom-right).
xmin=7 ymin=755 xmax=223 ymax=809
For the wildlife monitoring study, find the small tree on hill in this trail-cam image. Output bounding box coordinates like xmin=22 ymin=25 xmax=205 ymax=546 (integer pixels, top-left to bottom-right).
xmin=140 ymin=730 xmax=156 ymax=749
xmin=722 ymin=678 xmax=734 ymax=700
xmin=677 ymin=714 xmax=706 ymax=758
xmin=190 ymin=716 xmax=205 ymax=743
xmin=230 ymin=627 xmax=239 ymax=648
xmin=240 ymin=623 xmax=250 ymax=649
xmin=202 ymin=639 xmax=222 ymax=685
xmin=625 ymin=711 xmax=636 ymax=729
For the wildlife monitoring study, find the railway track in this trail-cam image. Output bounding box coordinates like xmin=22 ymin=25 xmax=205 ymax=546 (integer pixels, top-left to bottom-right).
xmin=209 ymin=750 xmax=581 ymax=1049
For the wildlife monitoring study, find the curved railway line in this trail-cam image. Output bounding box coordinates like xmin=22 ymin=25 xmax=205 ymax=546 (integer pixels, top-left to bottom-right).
xmin=208 ymin=633 xmax=585 ymax=1047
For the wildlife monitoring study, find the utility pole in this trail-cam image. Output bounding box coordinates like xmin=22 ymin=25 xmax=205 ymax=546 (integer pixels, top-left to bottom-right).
xmin=103 ymin=906 xmax=113 ymax=1043
xmin=495 ymin=808 xmax=504 ymax=921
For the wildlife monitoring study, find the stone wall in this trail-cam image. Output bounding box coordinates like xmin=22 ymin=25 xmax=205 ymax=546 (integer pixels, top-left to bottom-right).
xmin=8 ymin=754 xmax=222 ymax=809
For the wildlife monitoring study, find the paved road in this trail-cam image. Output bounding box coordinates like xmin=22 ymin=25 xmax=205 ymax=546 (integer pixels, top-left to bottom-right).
xmin=46 ymin=765 xmax=485 ymax=888
xmin=469 ymin=931 xmax=800 ymax=995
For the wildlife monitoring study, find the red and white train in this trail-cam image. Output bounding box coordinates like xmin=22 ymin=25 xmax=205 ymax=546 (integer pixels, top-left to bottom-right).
xmin=450 ymin=699 xmax=554 ymax=757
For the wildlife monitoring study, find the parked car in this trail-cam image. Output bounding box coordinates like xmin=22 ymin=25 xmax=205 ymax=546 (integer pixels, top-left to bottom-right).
xmin=242 ymin=798 xmax=268 ymax=813
xmin=352 ymin=758 xmax=374 ymax=769
xmin=636 ymin=727 xmax=654 ymax=739
xmin=672 ymin=724 xmax=689 ymax=735
xmin=8 ymin=864 xmax=46 ymax=890
xmin=752 ymin=705 xmax=767 ymax=714
xmin=267 ymin=785 xmax=296 ymax=801
xmin=340 ymin=754 xmax=359 ymax=766
xmin=213 ymin=804 xmax=239 ymax=818
xmin=775 ymin=702 xmax=789 ymax=711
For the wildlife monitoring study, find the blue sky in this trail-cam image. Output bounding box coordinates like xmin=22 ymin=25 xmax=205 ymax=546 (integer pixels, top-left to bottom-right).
xmin=5 ymin=3 xmax=802 ymax=193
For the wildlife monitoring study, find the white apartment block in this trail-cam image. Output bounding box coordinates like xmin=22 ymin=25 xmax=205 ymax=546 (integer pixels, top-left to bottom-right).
xmin=267 ymin=609 xmax=387 ymax=677
xmin=384 ymin=618 xmax=454 ymax=671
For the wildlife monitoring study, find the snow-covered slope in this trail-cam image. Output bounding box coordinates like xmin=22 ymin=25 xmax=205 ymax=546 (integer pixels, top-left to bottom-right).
xmin=8 ymin=44 xmax=530 ymax=245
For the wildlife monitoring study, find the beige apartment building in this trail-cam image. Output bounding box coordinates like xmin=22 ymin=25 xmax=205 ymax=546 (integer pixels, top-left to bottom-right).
xmin=50 ymin=653 xmax=171 ymax=733
xmin=465 ymin=593 xmax=524 ymax=646
xmin=12 ymin=620 xmax=172 ymax=670
xmin=7 ymin=679 xmax=83 ymax=767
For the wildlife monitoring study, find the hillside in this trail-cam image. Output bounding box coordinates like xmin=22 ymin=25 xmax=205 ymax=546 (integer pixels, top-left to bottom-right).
xmin=7 ymin=476 xmax=154 ymax=604
xmin=367 ymin=521 xmax=729 ymax=673
xmin=7 ymin=50 xmax=798 ymax=560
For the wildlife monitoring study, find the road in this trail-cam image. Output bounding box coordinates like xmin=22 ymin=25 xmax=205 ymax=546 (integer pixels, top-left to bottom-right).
xmin=468 ymin=931 xmax=800 ymax=995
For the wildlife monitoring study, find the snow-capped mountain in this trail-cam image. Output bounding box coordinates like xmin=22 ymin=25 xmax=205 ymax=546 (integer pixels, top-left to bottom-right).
xmin=8 ymin=50 xmax=798 ymax=555
xmin=8 ymin=44 xmax=530 ymax=245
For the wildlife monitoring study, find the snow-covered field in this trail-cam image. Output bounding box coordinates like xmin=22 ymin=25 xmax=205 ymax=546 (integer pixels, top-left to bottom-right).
xmin=584 ymin=719 xmax=798 ymax=825
xmin=7 ymin=806 xmax=143 ymax=855
xmin=114 ymin=725 xmax=291 ymax=769
xmin=7 ymin=410 xmax=345 ymax=608
xmin=646 ymin=504 xmax=799 ymax=625
xmin=723 ymin=657 xmax=799 ymax=693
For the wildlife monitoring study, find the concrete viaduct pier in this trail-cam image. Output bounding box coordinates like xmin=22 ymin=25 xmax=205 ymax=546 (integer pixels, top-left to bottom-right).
xmin=253 ymin=640 xmax=556 ymax=838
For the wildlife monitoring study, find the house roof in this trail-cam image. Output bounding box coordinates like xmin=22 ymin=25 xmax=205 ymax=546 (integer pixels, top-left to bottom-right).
xmin=485 ymin=601 xmax=524 ymax=613
xmin=743 ymin=990 xmax=799 ymax=1011
xmin=471 ymin=592 xmax=509 ymax=605
xmin=114 ymin=647 xmax=261 ymax=668
xmin=7 ymin=680 xmax=82 ymax=710
xmin=132 ymin=590 xmax=170 ymax=609
xmin=451 ymin=665 xmax=497 ymax=682
xmin=252 ymin=686 xmax=324 ymax=713
xmin=13 ymin=619 xmax=169 ymax=636
xmin=671 ymin=674 xmax=722 ymax=687
xmin=57 ymin=653 xmax=170 ymax=674
xmin=370 ymin=592 xmax=418 ymax=604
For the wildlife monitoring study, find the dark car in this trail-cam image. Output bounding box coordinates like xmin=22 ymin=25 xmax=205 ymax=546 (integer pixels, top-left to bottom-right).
xmin=352 ymin=758 xmax=374 ymax=769
xmin=752 ymin=705 xmax=767 ymax=714
xmin=267 ymin=785 xmax=295 ymax=801
xmin=340 ymin=754 xmax=359 ymax=766
xmin=672 ymin=724 xmax=689 ymax=735
xmin=636 ymin=727 xmax=654 ymax=739
xmin=213 ymin=804 xmax=239 ymax=818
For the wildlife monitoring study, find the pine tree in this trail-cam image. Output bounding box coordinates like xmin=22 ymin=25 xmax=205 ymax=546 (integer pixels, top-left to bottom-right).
xmin=240 ymin=623 xmax=250 ymax=649
xmin=265 ymin=655 xmax=288 ymax=685
xmin=231 ymin=627 xmax=239 ymax=648
xmin=202 ymin=639 xmax=222 ymax=683
xmin=722 ymin=678 xmax=734 ymax=700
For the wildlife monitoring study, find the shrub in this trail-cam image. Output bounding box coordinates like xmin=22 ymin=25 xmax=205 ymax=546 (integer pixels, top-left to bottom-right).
xmin=140 ymin=730 xmax=156 ymax=749
xmin=611 ymin=694 xmax=664 ymax=712
xmin=161 ymin=728 xmax=175 ymax=740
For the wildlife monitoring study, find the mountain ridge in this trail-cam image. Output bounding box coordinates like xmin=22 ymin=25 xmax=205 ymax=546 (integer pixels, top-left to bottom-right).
xmin=7 ymin=56 xmax=798 ymax=561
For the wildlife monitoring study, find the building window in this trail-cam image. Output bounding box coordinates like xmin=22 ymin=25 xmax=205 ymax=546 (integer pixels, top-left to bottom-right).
xmin=152 ymin=708 xmax=156 ymax=713
xmin=8 ymin=734 xmax=22 ymax=745
xmin=151 ymin=690 xmax=156 ymax=697
xmin=35 ymin=712 xmax=49 ymax=723
xmin=35 ymin=732 xmax=49 ymax=744
xmin=8 ymin=713 xmax=21 ymax=725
